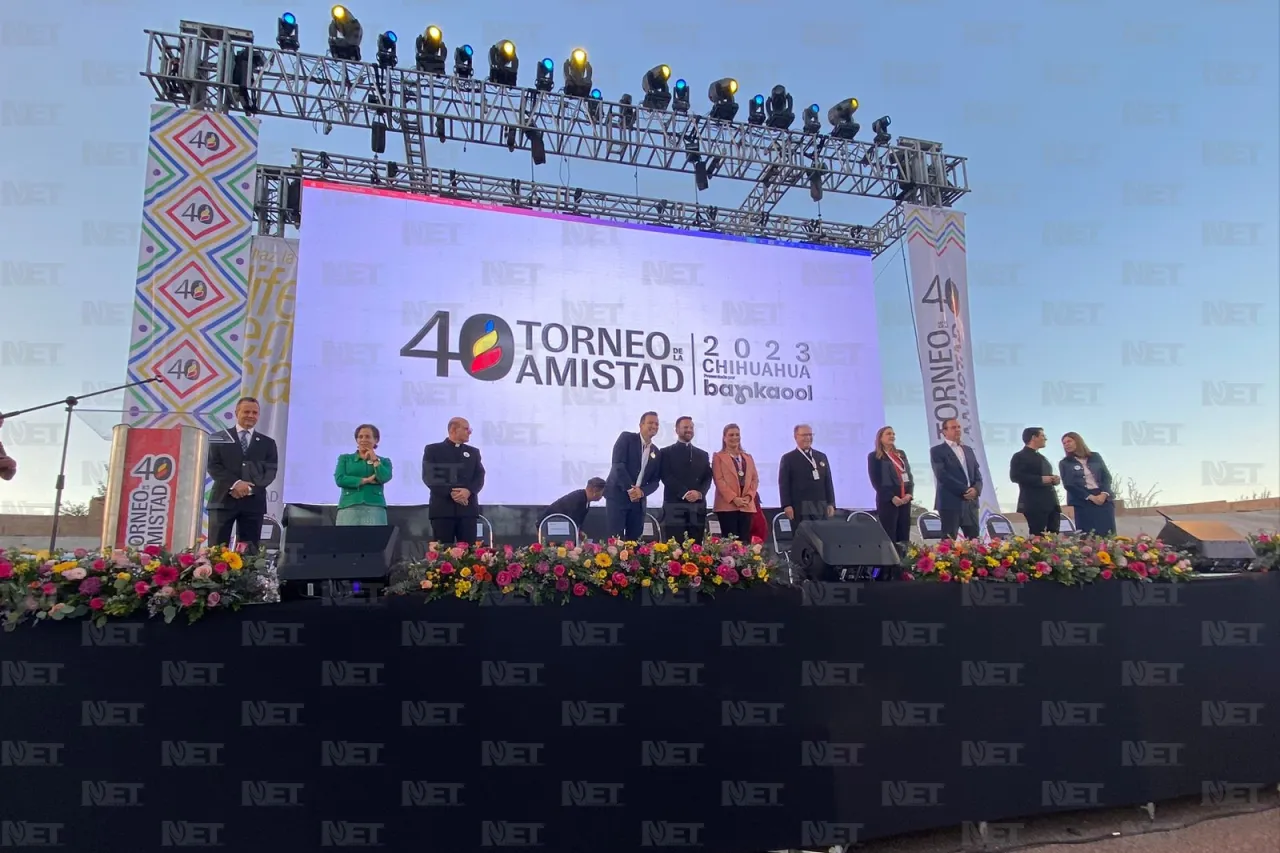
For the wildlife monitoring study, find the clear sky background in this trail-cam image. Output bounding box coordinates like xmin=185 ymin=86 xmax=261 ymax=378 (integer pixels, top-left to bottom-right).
xmin=1 ymin=0 xmax=1277 ymax=514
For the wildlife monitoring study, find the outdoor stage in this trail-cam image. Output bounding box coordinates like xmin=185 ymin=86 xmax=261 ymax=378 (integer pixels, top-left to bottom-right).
xmin=4 ymin=573 xmax=1278 ymax=853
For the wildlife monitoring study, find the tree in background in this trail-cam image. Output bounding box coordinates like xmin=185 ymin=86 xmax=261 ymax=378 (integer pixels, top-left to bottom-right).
xmin=60 ymin=482 xmax=108 ymax=518
xmin=1110 ymin=471 xmax=1162 ymax=508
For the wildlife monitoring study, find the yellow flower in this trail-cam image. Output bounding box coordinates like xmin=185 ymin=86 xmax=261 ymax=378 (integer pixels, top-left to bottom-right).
xmin=595 ymin=569 xmax=608 ymax=580
xmin=758 ymin=571 xmax=769 ymax=582
xmin=225 ymin=553 xmax=244 ymax=571
xmin=653 ymin=543 xmax=669 ymax=553
xmin=556 ymin=547 xmax=567 ymax=558
xmin=460 ymin=568 xmax=473 ymax=578
xmin=640 ymin=578 xmax=652 ymax=587
xmin=116 ymin=572 xmax=131 ymax=581
xmin=594 ymin=554 xmax=613 ymax=568
xmin=146 ymin=560 xmax=160 ymax=571
xmin=985 ymin=557 xmax=999 ymax=567
xmin=712 ymin=575 xmax=723 ymax=585
xmin=52 ymin=561 xmax=78 ymax=574
xmin=32 ymin=550 xmax=50 ymax=561
xmin=456 ymin=579 xmax=472 ymax=593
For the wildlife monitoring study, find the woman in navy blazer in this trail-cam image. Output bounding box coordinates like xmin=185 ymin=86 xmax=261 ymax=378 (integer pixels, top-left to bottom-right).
xmin=1058 ymin=432 xmax=1115 ymax=535
xmin=867 ymin=426 xmax=914 ymax=553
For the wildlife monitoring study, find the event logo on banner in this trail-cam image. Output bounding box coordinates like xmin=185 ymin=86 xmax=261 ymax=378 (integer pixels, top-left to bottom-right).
xmin=115 ymin=428 xmax=183 ymax=550
xmin=904 ymin=205 xmax=1000 ymax=520
xmin=240 ymin=236 xmax=298 ymax=521
xmin=123 ymin=106 xmax=260 ymax=433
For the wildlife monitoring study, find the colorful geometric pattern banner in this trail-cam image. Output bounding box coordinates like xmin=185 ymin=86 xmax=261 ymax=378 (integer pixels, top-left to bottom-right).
xmin=123 ymin=105 xmax=261 ymax=433
xmin=903 ymin=204 xmax=1001 ymax=521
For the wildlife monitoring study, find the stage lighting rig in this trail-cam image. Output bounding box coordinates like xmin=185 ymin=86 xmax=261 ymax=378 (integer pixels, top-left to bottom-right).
xmin=536 ymin=57 xmax=554 ymax=92
xmin=747 ymin=94 xmax=765 ymax=125
xmin=277 ymin=12 xmax=299 ymax=51
xmin=642 ymin=64 xmax=671 ymax=110
xmin=802 ymin=103 xmax=821 ymax=133
xmin=586 ymin=87 xmax=603 ymax=121
xmin=454 ymin=44 xmax=474 ymax=78
xmin=327 ymin=5 xmax=362 ymax=62
xmin=672 ymin=78 xmax=690 ymax=112
xmin=563 ymin=48 xmax=592 ymax=97
xmin=376 ymin=31 xmax=397 ymax=68
xmin=766 ymin=85 xmax=795 ymax=130
xmin=872 ymin=115 xmax=892 ymax=145
xmin=415 ymin=26 xmax=446 ymax=74
xmin=828 ymin=97 xmax=859 ymax=139
xmin=708 ymin=78 xmax=739 ymax=121
xmin=488 ymin=39 xmax=518 ymax=87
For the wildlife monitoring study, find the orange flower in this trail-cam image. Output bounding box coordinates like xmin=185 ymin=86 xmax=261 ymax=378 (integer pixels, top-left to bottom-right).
xmin=681 ymin=562 xmax=699 ymax=576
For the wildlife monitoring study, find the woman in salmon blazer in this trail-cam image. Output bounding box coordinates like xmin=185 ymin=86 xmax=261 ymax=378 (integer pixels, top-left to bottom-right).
xmin=711 ymin=423 xmax=760 ymax=542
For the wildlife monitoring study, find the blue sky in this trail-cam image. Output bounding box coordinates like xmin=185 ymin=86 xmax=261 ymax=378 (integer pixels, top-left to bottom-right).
xmin=1 ymin=0 xmax=1277 ymax=513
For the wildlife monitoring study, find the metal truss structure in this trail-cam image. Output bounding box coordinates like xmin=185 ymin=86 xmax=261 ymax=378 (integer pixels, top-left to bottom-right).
xmin=143 ymin=24 xmax=969 ymax=227
xmin=255 ymin=149 xmax=901 ymax=254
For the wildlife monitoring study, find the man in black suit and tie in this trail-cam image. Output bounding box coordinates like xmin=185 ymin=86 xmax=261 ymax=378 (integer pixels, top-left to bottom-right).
xmin=659 ymin=416 xmax=713 ymax=543
xmin=422 ymin=417 xmax=486 ymax=544
xmin=778 ymin=424 xmax=836 ymax=526
xmin=605 ymin=412 xmax=663 ymax=539
xmin=929 ymin=417 xmax=983 ymax=539
xmin=1010 ymin=426 xmax=1061 ymax=535
xmin=207 ymin=396 xmax=279 ymax=552
xmin=540 ymin=477 xmax=606 ymax=536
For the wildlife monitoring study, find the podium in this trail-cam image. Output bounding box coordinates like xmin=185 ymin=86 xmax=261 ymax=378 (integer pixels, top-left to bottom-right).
xmin=99 ymin=425 xmax=209 ymax=553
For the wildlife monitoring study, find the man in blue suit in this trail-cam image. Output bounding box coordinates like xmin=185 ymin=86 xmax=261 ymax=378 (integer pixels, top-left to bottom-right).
xmin=605 ymin=411 xmax=663 ymax=539
xmin=929 ymin=418 xmax=983 ymax=539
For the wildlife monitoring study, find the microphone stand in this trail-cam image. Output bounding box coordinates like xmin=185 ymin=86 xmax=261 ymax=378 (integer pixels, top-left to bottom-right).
xmin=0 ymin=376 xmax=164 ymax=553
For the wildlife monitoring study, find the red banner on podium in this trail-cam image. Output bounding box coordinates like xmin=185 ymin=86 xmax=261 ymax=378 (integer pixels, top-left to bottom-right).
xmin=114 ymin=428 xmax=184 ymax=550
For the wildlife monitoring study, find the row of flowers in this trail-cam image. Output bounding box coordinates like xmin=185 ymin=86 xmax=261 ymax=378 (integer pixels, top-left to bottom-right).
xmin=1 ymin=530 xmax=1274 ymax=626
xmin=0 ymin=544 xmax=276 ymax=631
xmin=388 ymin=537 xmax=775 ymax=603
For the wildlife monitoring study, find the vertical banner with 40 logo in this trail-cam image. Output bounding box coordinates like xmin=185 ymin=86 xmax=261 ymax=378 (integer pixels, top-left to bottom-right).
xmin=123 ymin=105 xmax=260 ymax=434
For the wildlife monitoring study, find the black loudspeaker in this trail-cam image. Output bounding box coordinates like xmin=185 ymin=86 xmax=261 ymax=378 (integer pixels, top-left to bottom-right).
xmin=791 ymin=517 xmax=900 ymax=581
xmin=1157 ymin=520 xmax=1256 ymax=571
xmin=279 ymin=525 xmax=401 ymax=581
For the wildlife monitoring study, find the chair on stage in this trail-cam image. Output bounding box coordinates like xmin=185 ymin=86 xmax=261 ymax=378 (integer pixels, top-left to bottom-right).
xmin=1058 ymin=514 xmax=1077 ymax=535
xmin=225 ymin=514 xmax=281 ymax=559
xmin=771 ymin=513 xmax=796 ymax=581
xmin=846 ymin=509 xmax=877 ymax=524
xmin=473 ymin=514 xmax=495 ymax=548
xmin=916 ymin=510 xmax=945 ymax=542
xmin=705 ymin=512 xmax=721 ymax=540
xmin=985 ymin=513 xmax=1016 ymax=539
xmin=537 ymin=513 xmax=580 ymax=546
xmin=641 ymin=513 xmax=662 ymax=543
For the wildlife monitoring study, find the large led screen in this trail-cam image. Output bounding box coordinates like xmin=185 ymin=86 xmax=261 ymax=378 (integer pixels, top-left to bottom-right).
xmin=287 ymin=181 xmax=883 ymax=508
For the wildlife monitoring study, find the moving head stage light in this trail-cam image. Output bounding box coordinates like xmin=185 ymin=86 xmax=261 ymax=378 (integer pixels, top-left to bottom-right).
xmin=871 ymin=115 xmax=892 ymax=145
xmin=747 ymin=94 xmax=765 ymax=125
xmin=766 ymin=85 xmax=795 ymax=130
xmin=672 ymin=78 xmax=690 ymax=112
xmin=415 ymin=25 xmax=446 ymax=74
xmin=802 ymin=102 xmax=821 ymax=133
xmin=488 ymin=39 xmax=518 ymax=86
xmin=536 ymin=57 xmax=555 ymax=92
xmin=563 ymin=48 xmax=592 ymax=97
xmin=277 ymin=12 xmax=299 ymax=51
xmin=708 ymin=78 xmax=738 ymax=121
xmin=327 ymin=5 xmax=362 ymax=62
xmin=376 ymin=30 xmax=397 ymax=68
xmin=454 ymin=43 xmax=474 ymax=78
xmin=828 ymin=97 xmax=859 ymax=139
xmin=642 ymin=64 xmax=672 ymax=110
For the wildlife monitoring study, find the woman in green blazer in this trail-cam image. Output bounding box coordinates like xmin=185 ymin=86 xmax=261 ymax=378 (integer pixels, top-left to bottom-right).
xmin=334 ymin=424 xmax=393 ymax=526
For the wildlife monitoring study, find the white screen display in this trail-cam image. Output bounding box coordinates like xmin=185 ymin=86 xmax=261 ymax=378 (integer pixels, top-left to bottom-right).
xmin=287 ymin=181 xmax=884 ymax=508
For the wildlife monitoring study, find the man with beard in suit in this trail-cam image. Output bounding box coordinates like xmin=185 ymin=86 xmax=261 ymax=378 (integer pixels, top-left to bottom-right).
xmin=207 ymin=397 xmax=279 ymax=552
xmin=604 ymin=411 xmax=663 ymax=540
xmin=422 ymin=416 xmax=486 ymax=544
xmin=659 ymin=416 xmax=713 ymax=543
xmin=778 ymin=423 xmax=836 ymax=526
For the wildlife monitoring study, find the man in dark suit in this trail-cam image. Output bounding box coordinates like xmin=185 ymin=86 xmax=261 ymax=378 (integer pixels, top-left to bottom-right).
xmin=929 ymin=417 xmax=983 ymax=539
xmin=605 ymin=411 xmax=663 ymax=539
xmin=659 ymin=416 xmax=713 ymax=543
xmin=422 ymin=417 xmax=486 ymax=544
xmin=1010 ymin=426 xmax=1061 ymax=535
xmin=778 ymin=423 xmax=836 ymax=526
xmin=207 ymin=396 xmax=279 ymax=552
xmin=540 ymin=477 xmax=606 ymax=535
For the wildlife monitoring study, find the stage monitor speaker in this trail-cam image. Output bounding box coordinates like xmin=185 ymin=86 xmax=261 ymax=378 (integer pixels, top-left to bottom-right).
xmin=279 ymin=525 xmax=401 ymax=581
xmin=792 ymin=517 xmax=900 ymax=581
xmin=1156 ymin=520 xmax=1255 ymax=571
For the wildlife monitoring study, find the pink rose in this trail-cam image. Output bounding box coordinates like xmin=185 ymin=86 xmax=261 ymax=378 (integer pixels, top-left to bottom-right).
xmin=938 ymin=571 xmax=952 ymax=583
xmin=976 ymin=568 xmax=988 ymax=577
xmin=535 ymin=561 xmax=550 ymax=575
xmin=572 ymin=582 xmax=587 ymax=597
xmin=177 ymin=553 xmax=196 ymax=567
xmin=495 ymin=571 xmax=512 ymax=587
xmin=78 ymin=577 xmax=102 ymax=596
xmin=134 ymin=581 xmax=151 ymax=595
xmin=439 ymin=562 xmax=455 ymax=575
xmin=91 ymin=558 xmax=106 ymax=571
xmin=61 ymin=568 xmax=87 ymax=581
xmin=611 ymin=572 xmax=626 ymax=585
xmin=206 ymin=591 xmax=221 ymax=607
xmin=555 ymin=578 xmax=569 ymax=592
xmin=0 ymin=561 xmax=12 ymax=579
xmin=1015 ymin=572 xmax=1029 ymax=583
xmin=213 ymin=562 xmax=228 ymax=575
xmin=143 ymin=544 xmax=161 ymax=557
xmin=159 ymin=585 xmax=175 ymax=597
xmin=992 ymin=566 xmax=1008 ymax=579
xmin=1100 ymin=569 xmax=1113 ymax=580
xmin=178 ymin=589 xmax=197 ymax=607
xmin=88 ymin=597 xmax=104 ymax=610
xmin=690 ymin=576 xmax=702 ymax=587
xmin=41 ymin=582 xmax=56 ymax=595
xmin=193 ymin=565 xmax=213 ymax=579
xmin=529 ymin=543 xmax=543 ymax=553
xmin=74 ymin=548 xmax=88 ymax=558
xmin=552 ymin=564 xmax=566 ymax=577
